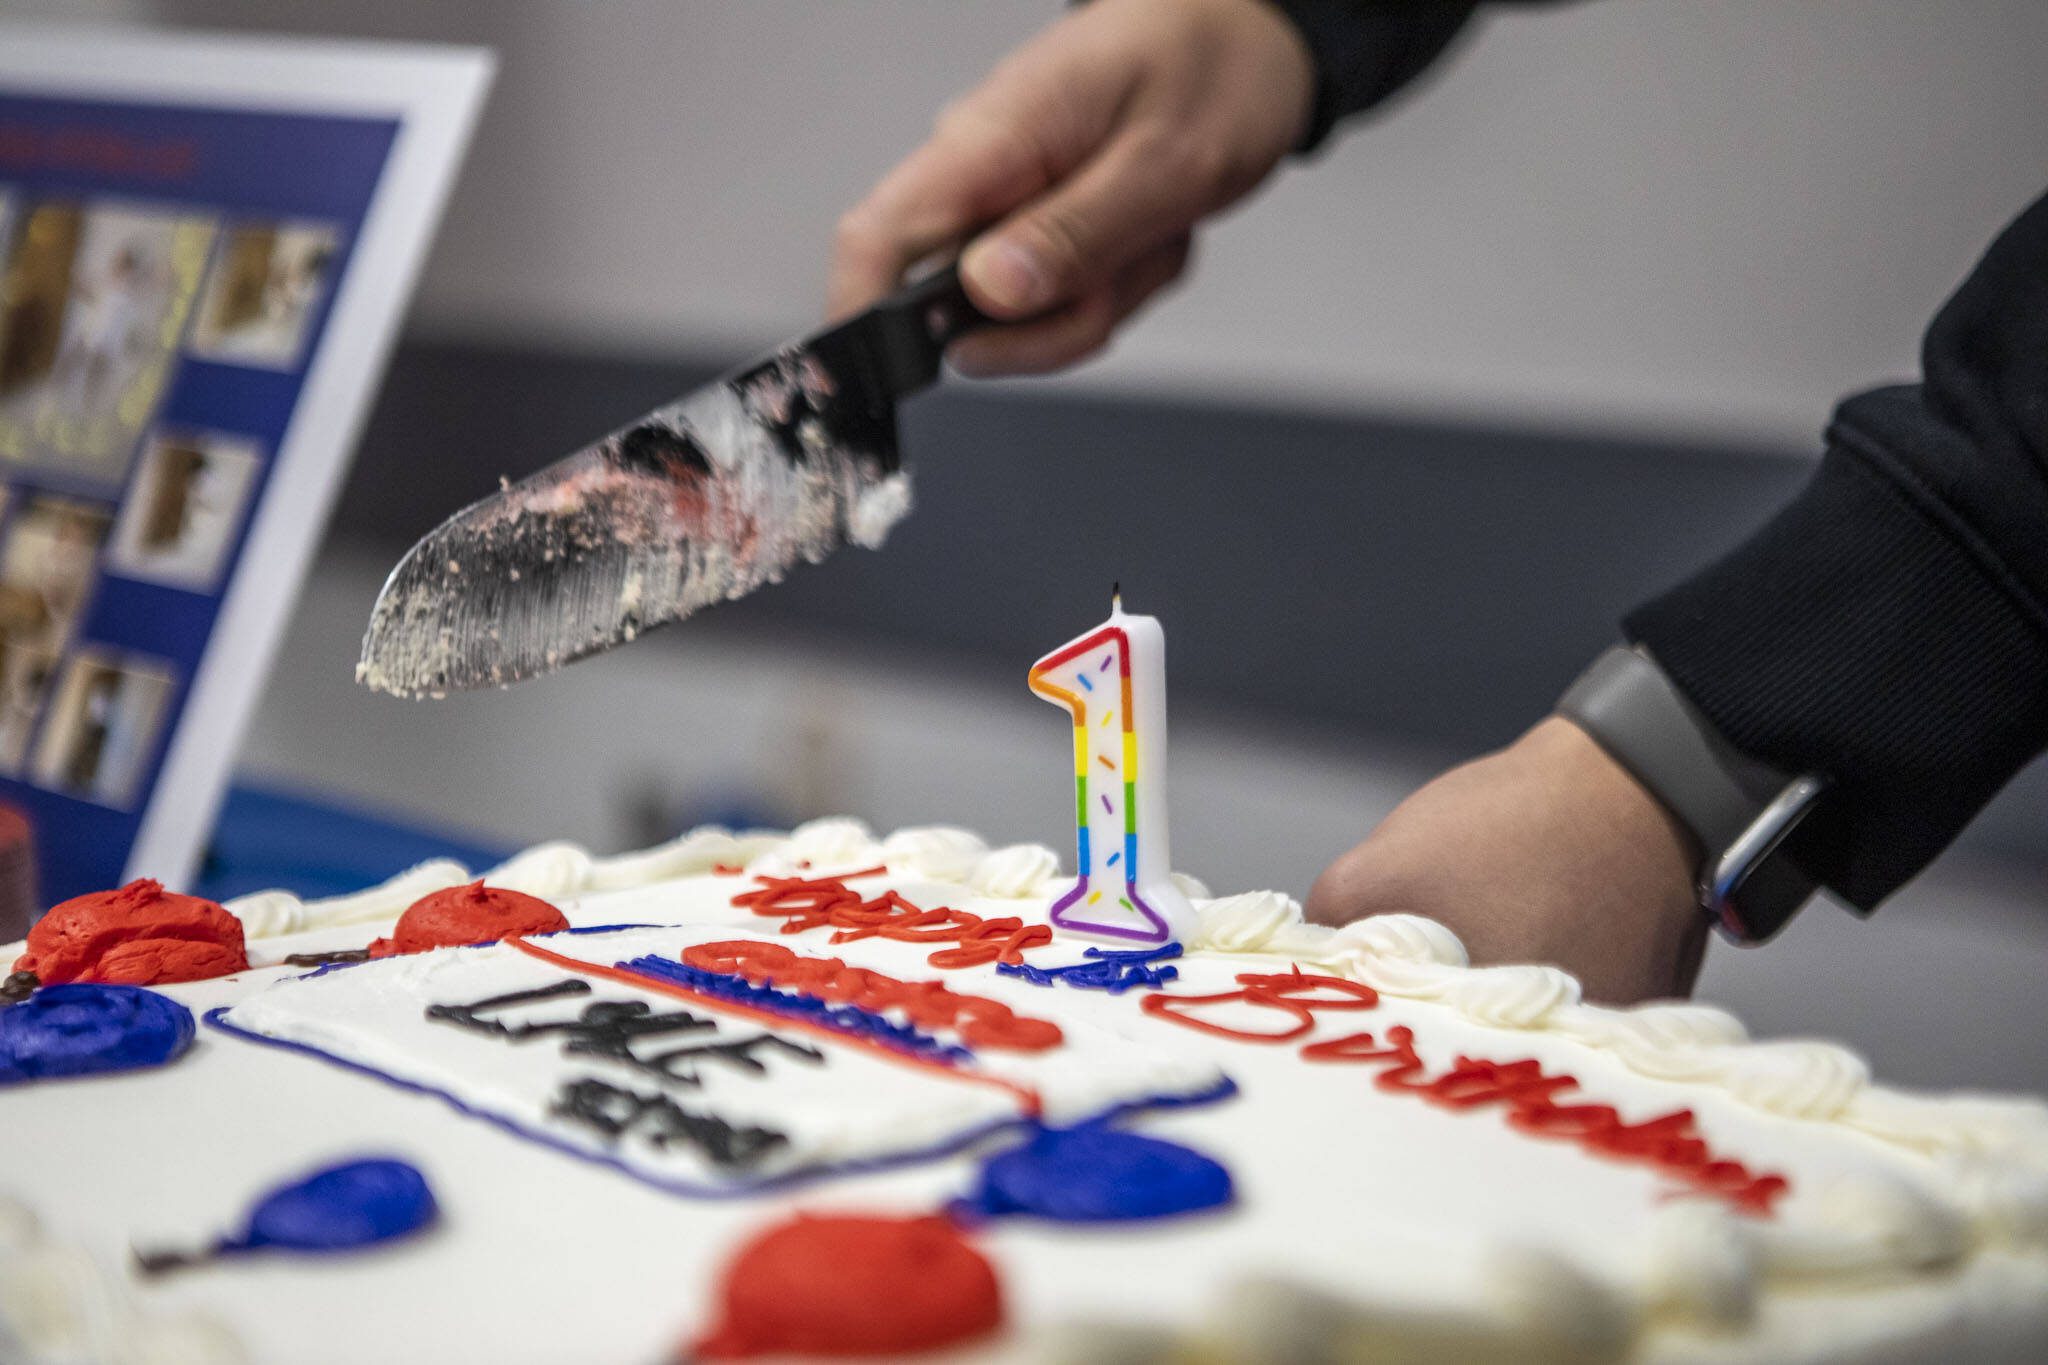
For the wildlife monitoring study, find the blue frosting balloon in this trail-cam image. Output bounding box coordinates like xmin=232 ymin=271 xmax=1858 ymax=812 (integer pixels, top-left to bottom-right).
xmin=0 ymin=984 xmax=195 ymax=1085
xmin=958 ymin=1124 xmax=1234 ymax=1223
xmin=233 ymin=1159 xmax=440 ymax=1254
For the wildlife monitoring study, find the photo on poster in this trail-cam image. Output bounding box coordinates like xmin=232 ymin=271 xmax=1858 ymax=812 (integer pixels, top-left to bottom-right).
xmin=0 ymin=198 xmax=216 ymax=486
xmin=0 ymin=644 xmax=57 ymax=772
xmin=0 ymin=493 xmax=113 ymax=661
xmin=30 ymin=647 xmax=175 ymax=809
xmin=187 ymin=219 xmax=341 ymax=369
xmin=106 ymin=428 xmax=263 ymax=591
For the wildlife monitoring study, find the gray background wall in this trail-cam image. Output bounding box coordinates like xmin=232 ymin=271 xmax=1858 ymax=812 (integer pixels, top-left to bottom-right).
xmin=86 ymin=0 xmax=2048 ymax=446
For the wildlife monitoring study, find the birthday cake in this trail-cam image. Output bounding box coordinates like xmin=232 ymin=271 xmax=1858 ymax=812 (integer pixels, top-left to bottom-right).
xmin=4 ymin=815 xmax=2048 ymax=1364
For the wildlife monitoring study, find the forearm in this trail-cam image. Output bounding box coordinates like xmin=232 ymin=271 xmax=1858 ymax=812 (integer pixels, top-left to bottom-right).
xmin=1624 ymin=189 xmax=2048 ymax=909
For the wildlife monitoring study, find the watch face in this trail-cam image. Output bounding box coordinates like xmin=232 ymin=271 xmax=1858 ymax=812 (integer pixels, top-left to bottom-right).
xmin=1712 ymin=854 xmax=1818 ymax=946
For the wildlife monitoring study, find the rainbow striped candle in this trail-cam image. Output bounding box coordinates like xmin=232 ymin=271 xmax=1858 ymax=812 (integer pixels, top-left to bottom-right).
xmin=1027 ymin=592 xmax=1193 ymax=944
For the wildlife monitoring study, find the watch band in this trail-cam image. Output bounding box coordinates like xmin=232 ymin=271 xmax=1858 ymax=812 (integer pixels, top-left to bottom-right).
xmin=1556 ymin=645 xmax=1825 ymax=944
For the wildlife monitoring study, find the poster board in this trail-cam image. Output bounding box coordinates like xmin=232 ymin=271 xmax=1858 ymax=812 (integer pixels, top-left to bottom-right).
xmin=0 ymin=26 xmax=491 ymax=906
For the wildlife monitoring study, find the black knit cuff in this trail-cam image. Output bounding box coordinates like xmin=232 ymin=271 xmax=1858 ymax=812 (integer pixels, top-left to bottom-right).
xmin=1623 ymin=390 xmax=2048 ymax=910
xmin=1263 ymin=1 xmax=1480 ymax=151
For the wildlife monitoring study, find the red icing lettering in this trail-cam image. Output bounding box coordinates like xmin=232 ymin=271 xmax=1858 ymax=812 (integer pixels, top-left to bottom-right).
xmin=1146 ymin=979 xmax=1789 ymax=1215
xmin=368 ymin=881 xmax=568 ymax=957
xmin=729 ymin=873 xmax=1051 ymax=970
xmin=15 ymin=880 xmax=247 ymax=986
xmin=1422 ymin=1057 xmax=1577 ymax=1110
xmin=1139 ymin=968 xmax=1379 ymax=1042
xmin=680 ymin=940 xmax=1063 ymax=1053
xmin=692 ymin=1213 xmax=1002 ymax=1359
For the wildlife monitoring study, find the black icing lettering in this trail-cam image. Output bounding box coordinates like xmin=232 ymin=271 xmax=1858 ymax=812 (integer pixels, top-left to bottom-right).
xmin=550 ymin=1076 xmax=789 ymax=1169
xmin=425 ymin=983 xmax=822 ymax=1090
xmin=428 ymin=983 xmax=716 ymax=1064
xmin=425 ymin=978 xmax=593 ymax=1031
xmin=426 ymin=979 xmax=594 ymax=1034
xmin=523 ymin=998 xmax=716 ymax=1058
xmin=624 ymin=1031 xmax=825 ymax=1087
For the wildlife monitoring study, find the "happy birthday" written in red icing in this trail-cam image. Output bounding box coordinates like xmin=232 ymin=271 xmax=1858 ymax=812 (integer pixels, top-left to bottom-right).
xmin=730 ymin=872 xmax=1053 ymax=971
xmin=1141 ymin=967 xmax=1788 ymax=1215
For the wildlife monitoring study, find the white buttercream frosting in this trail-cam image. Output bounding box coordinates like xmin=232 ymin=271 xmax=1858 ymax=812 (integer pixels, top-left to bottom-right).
xmin=0 ymin=1197 xmax=246 ymax=1365
xmin=588 ymin=828 xmax=783 ymax=889
xmin=223 ymin=857 xmax=471 ymax=938
xmin=482 ymin=841 xmax=595 ymax=898
xmin=877 ymin=826 xmax=989 ymax=883
xmin=1643 ymin=1200 xmax=1759 ymax=1327
xmin=748 ymin=817 xmax=881 ymax=876
xmin=192 ymin=826 xmax=2048 ymax=1214
xmin=1187 ymin=890 xmax=1305 ymax=955
xmin=14 ymin=816 xmax=2039 ymax=1358
xmin=1444 ymin=963 xmax=1582 ymax=1029
xmin=1484 ymin=1245 xmax=1639 ymax=1360
xmin=967 ymin=844 xmax=1062 ymax=899
xmin=1764 ymin=1170 xmax=1974 ymax=1277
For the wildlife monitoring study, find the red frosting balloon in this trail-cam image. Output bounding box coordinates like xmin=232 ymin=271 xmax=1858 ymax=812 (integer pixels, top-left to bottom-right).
xmin=14 ymin=880 xmax=248 ymax=986
xmin=692 ymin=1214 xmax=1003 ymax=1359
xmin=368 ymin=881 xmax=568 ymax=957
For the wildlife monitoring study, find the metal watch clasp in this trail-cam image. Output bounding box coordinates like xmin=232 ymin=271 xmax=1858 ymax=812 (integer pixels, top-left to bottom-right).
xmin=1702 ymin=773 xmax=1828 ymax=944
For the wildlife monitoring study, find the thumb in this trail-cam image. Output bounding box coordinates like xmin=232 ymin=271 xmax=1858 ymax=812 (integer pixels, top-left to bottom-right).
xmin=1304 ymin=836 xmax=1415 ymax=930
xmin=961 ymin=130 xmax=1214 ymax=317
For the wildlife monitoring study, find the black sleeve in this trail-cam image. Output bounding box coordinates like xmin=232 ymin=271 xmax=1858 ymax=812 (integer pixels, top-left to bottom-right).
xmin=1623 ymin=188 xmax=2048 ymax=910
xmin=1264 ymin=1 xmax=1481 ymax=149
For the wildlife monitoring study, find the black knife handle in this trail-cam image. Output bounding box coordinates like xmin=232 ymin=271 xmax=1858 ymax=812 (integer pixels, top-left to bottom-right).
xmin=863 ymin=263 xmax=995 ymax=398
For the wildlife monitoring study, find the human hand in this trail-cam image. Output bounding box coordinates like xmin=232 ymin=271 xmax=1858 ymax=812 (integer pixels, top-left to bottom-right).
xmin=1304 ymin=717 xmax=1709 ymax=1004
xmin=829 ymin=0 xmax=1314 ymax=375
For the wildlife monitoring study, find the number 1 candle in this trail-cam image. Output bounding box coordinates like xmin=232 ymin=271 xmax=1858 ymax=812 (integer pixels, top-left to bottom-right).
xmin=1028 ymin=591 xmax=1194 ymax=945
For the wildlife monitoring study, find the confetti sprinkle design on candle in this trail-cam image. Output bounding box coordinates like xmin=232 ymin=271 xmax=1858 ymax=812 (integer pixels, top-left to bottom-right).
xmin=1028 ymin=592 xmax=1193 ymax=944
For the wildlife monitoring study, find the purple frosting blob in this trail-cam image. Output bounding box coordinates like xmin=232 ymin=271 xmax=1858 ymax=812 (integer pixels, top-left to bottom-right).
xmin=0 ymin=983 xmax=195 ymax=1084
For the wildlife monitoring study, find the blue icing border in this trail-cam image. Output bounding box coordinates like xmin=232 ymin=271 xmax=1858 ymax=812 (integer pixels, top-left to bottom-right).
xmin=998 ymin=943 xmax=1183 ymax=993
xmin=203 ymin=1007 xmax=1235 ymax=1202
xmin=617 ymin=954 xmax=975 ymax=1064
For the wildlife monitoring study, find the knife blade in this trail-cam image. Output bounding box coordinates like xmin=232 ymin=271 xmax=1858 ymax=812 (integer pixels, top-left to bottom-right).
xmin=357 ymin=267 xmax=989 ymax=698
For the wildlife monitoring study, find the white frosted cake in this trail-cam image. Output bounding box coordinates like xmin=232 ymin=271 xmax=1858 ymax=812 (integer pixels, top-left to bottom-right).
xmin=4 ymin=817 xmax=2046 ymax=1363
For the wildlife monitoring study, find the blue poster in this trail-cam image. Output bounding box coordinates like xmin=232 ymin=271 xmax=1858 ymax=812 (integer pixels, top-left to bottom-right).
xmin=0 ymin=95 xmax=401 ymax=905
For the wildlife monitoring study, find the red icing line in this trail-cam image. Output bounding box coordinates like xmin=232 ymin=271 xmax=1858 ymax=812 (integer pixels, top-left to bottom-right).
xmin=369 ymin=880 xmax=568 ymax=957
xmin=730 ymin=873 xmax=1051 ymax=970
xmin=14 ymin=879 xmax=247 ymax=985
xmin=503 ymin=935 xmax=1045 ymax=1118
xmin=692 ymin=1213 xmax=1002 ymax=1359
xmin=680 ymin=940 xmax=1063 ymax=1053
xmin=1139 ymin=967 xmax=1379 ymax=1042
xmin=1143 ymin=973 xmax=1789 ymax=1215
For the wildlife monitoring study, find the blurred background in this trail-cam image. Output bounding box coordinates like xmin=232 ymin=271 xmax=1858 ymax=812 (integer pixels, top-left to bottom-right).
xmin=20 ymin=0 xmax=2048 ymax=1084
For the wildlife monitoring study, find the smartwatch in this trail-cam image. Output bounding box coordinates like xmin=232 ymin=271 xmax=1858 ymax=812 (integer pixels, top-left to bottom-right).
xmin=1555 ymin=645 xmax=1827 ymax=944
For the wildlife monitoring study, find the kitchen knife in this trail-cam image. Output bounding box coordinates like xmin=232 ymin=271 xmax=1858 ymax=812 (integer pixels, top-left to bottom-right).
xmin=357 ymin=267 xmax=990 ymax=698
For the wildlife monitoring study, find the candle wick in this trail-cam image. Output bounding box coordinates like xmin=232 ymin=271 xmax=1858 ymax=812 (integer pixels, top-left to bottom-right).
xmin=1111 ymin=581 xmax=1122 ymax=612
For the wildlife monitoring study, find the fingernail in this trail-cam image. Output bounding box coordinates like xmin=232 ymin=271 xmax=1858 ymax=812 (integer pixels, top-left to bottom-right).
xmin=947 ymin=340 xmax=994 ymax=378
xmin=965 ymin=238 xmax=1048 ymax=313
